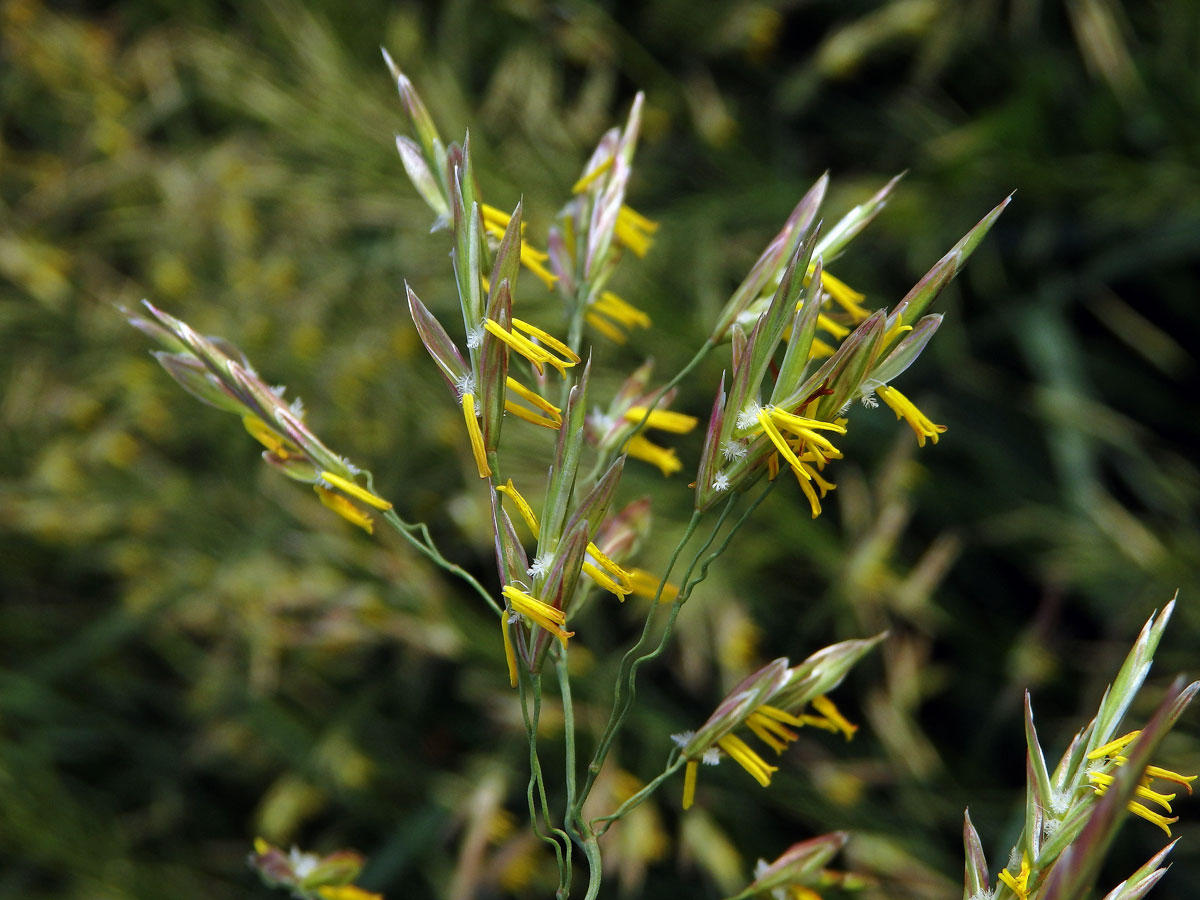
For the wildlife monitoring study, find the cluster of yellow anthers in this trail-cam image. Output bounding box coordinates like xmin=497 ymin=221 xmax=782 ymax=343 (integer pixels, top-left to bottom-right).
xmin=458 ymin=315 xmax=580 ymax=480
xmin=874 ymin=385 xmax=947 ymax=447
xmin=480 ymin=204 xmax=558 ymax=290
xmin=736 ymin=401 xmax=847 ymax=517
xmin=994 ymin=729 xmax=1197 ymax=900
xmin=242 ymin=416 xmax=393 ymax=533
xmin=586 ymin=290 xmax=652 ymax=345
xmin=676 ymin=694 xmax=856 ymax=811
xmin=998 ymin=853 xmax=1032 ymax=900
xmin=493 ymin=479 xmax=677 ymax=686
xmin=1086 ymin=730 xmax=1197 ymax=835
xmin=570 ymin=156 xmax=660 ymax=343
xmin=621 ymin=405 xmax=700 ymax=477
xmin=570 ymin=156 xmax=660 ymax=258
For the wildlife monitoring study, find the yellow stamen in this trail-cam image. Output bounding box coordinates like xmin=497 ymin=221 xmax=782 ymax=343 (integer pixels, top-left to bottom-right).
xmin=812 ymin=695 xmax=857 ymax=741
xmin=485 ymin=319 xmax=577 ymax=376
xmin=593 ymin=291 xmax=651 ymax=329
xmin=506 ymin=376 xmax=562 ymax=422
xmin=627 ymin=434 xmax=682 ymax=476
xmin=481 ymin=203 xmax=520 ymax=232
xmin=882 ymin=317 xmax=913 ymax=348
xmin=461 ymin=393 xmax=491 ymax=478
xmin=496 ymin=479 xmax=540 ymax=537
xmin=877 ymin=385 xmax=947 ymax=447
xmin=998 ymin=853 xmax=1030 ymax=900
xmin=795 ymin=467 xmax=823 ymax=518
xmin=614 ymin=205 xmax=658 ymax=258
xmin=797 ymin=714 xmax=841 ymax=734
xmin=1128 ymin=802 xmax=1178 ymax=836
xmin=767 ymin=408 xmax=846 ymax=459
xmin=319 ymin=471 xmax=393 ymax=511
xmin=479 ymin=204 xmax=558 ymax=288
xmin=510 ymin=318 xmax=580 ymax=364
xmin=485 ymin=319 xmax=547 ymax=374
xmin=316 ymin=887 xmax=383 ymax=900
xmin=757 ymin=409 xmax=810 ymax=480
xmin=809 ymin=337 xmax=836 ymax=359
xmin=586 ymin=543 xmax=633 ymax=589
xmin=746 ymin=710 xmax=801 ymax=755
xmin=585 ymin=312 xmax=627 ymax=344
xmin=682 ymin=758 xmax=699 ymax=810
xmin=805 ymin=464 xmax=836 ymax=495
xmin=501 ymin=585 xmax=574 ymax=645
xmin=243 ymin=415 xmax=299 ymax=456
xmin=1088 ymin=772 xmax=1177 ymax=811
xmin=756 ymin=704 xmax=808 ymax=726
xmin=253 ymin=837 xmax=271 ymax=855
xmin=572 ymin=156 xmax=613 ymax=194
xmin=618 ymin=204 xmax=659 ymax=234
xmin=628 ymin=568 xmax=680 ymax=602
xmin=767 ymin=407 xmax=847 ymax=436
xmin=314 ymin=485 xmax=374 ymax=533
xmin=582 ymin=562 xmax=631 ymax=599
xmin=1146 ymin=765 xmax=1197 ymax=793
xmin=623 ymin=406 xmax=699 ymax=434
xmin=1087 ymin=731 xmax=1140 ymax=760
xmin=504 ymin=402 xmax=560 ymax=429
xmin=808 ymin=266 xmax=868 ymax=321
xmin=520 ymin=247 xmax=559 ymax=289
xmin=816 ymin=313 xmax=850 ymax=339
xmin=716 ymin=733 xmax=778 ymax=787
xmin=501 ymin=614 xmax=519 ymax=688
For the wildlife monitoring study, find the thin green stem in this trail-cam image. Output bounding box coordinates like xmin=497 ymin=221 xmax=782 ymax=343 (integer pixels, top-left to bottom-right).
xmin=592 ymin=753 xmax=685 ymax=835
xmin=556 ymin=650 xmax=578 ymax=812
xmin=575 ymin=510 xmax=703 ymax=807
xmin=379 ymin=508 xmax=501 ymax=615
xmin=574 ymin=482 xmax=775 ymax=825
xmin=517 ymin=670 xmax=572 ymax=892
xmin=680 ymin=480 xmax=776 ymax=601
xmin=557 ymin=649 xmax=607 ymax=900
xmin=670 ymin=492 xmax=740 ymax=602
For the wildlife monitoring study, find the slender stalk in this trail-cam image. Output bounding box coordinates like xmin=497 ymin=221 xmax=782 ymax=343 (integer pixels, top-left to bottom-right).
xmin=517 ymin=670 xmax=572 ymax=892
xmin=379 ymin=508 xmax=501 ymax=615
xmin=681 ymin=480 xmax=775 ymax=600
xmin=575 ymin=510 xmax=702 ymax=806
xmin=593 ymin=753 xmax=685 ymax=835
xmin=574 ymin=481 xmax=776 ymax=826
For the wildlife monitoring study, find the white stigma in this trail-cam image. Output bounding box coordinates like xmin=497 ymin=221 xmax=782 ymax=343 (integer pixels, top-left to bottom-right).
xmin=701 ymin=747 xmax=722 ymax=766
xmin=288 ymin=849 xmax=320 ymax=879
xmin=713 ymin=472 xmax=731 ymax=492
xmin=466 ymin=323 xmax=485 ymax=349
xmin=720 ymin=439 xmax=748 ymax=461
xmin=735 ymin=402 xmax=762 ymax=431
xmin=527 ymin=554 xmax=552 ymax=579
xmin=670 ymin=730 xmax=695 ymax=749
xmin=455 ymin=373 xmax=477 ymax=401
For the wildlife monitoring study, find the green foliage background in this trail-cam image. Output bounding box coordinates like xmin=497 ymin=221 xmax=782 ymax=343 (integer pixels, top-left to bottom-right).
xmin=2 ymin=1 xmax=1198 ymax=897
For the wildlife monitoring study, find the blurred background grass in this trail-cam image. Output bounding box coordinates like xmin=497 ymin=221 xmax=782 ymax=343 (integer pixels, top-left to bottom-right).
xmin=2 ymin=0 xmax=1198 ymax=897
